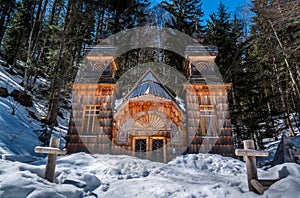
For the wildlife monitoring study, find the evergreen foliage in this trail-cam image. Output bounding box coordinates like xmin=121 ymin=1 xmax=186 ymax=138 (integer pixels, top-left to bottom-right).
xmin=159 ymin=0 xmax=205 ymax=71
xmin=160 ymin=0 xmax=204 ymax=35
xmin=0 ymin=0 xmax=299 ymax=147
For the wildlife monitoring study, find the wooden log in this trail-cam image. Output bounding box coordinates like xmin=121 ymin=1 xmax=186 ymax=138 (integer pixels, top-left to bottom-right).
xmin=243 ymin=140 xmax=258 ymax=193
xmin=258 ymin=179 xmax=280 ymax=187
xmin=235 ymin=149 xmax=268 ymax=157
xmin=45 ymin=137 xmax=60 ymax=182
xmin=251 ymin=179 xmax=265 ymax=195
xmin=35 ymin=147 xmax=67 ymax=155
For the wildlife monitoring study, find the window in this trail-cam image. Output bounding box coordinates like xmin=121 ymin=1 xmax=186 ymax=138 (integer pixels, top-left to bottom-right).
xmin=82 ymin=105 xmax=100 ymax=134
xmin=199 ymin=105 xmax=218 ymax=136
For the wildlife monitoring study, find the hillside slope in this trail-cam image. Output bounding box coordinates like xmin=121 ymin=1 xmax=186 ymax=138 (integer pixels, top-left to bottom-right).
xmin=0 ymin=59 xmax=68 ymax=160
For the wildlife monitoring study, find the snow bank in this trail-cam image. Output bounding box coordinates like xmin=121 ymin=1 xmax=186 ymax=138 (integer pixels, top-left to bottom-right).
xmin=169 ymin=154 xmax=246 ymax=176
xmin=0 ymin=153 xmax=275 ymax=198
xmin=261 ymin=163 xmax=300 ymax=198
xmin=0 ymin=97 xmax=41 ymax=156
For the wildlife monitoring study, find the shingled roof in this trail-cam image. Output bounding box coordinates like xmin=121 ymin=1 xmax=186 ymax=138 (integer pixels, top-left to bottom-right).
xmin=126 ymin=71 xmax=174 ymax=100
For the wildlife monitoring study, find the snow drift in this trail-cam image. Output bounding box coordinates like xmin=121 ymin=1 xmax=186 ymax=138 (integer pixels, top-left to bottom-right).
xmin=1 ymin=153 xmax=300 ymax=198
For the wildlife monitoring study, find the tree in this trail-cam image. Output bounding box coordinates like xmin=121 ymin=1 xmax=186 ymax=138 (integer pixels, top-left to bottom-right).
xmin=232 ymin=0 xmax=300 ymax=148
xmin=206 ymin=2 xmax=244 ymax=82
xmin=249 ymin=0 xmax=300 ymax=138
xmin=0 ymin=0 xmax=16 ymax=47
xmin=45 ymin=0 xmax=97 ymax=126
xmin=158 ymin=0 xmax=205 ymax=72
xmin=160 ymin=0 xmax=204 ymax=36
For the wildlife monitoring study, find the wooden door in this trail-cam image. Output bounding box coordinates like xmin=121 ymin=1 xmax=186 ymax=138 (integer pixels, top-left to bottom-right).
xmin=132 ymin=136 xmax=166 ymax=162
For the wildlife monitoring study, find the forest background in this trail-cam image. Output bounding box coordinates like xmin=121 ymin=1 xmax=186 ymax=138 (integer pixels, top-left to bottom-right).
xmin=0 ymin=0 xmax=299 ymax=148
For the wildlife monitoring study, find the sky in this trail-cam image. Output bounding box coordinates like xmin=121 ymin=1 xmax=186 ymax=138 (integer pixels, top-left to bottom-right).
xmin=153 ymin=0 xmax=250 ymax=21
xmin=202 ymin=0 xmax=249 ymax=19
xmin=203 ymin=0 xmax=250 ymax=22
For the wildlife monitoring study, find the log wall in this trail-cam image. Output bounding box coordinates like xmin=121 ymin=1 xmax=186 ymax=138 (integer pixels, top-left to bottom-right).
xmin=66 ymin=84 xmax=116 ymax=154
xmin=184 ymin=84 xmax=234 ymax=156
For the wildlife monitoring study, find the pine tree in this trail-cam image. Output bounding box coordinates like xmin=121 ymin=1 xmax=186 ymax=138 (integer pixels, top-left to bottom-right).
xmin=45 ymin=0 xmax=98 ymax=126
xmin=233 ymin=0 xmax=300 ymax=147
xmin=2 ymin=1 xmax=29 ymax=68
xmin=160 ymin=0 xmax=204 ymax=36
xmin=107 ymin=0 xmax=152 ymax=78
xmin=159 ymin=0 xmax=205 ymax=72
xmin=206 ymin=3 xmax=244 ymax=82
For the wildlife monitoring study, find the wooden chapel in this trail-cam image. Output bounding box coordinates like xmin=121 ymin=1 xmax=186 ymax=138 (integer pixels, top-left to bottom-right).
xmin=66 ymin=43 xmax=234 ymax=162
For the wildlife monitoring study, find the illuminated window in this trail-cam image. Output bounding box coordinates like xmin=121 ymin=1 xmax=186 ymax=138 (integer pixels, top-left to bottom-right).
xmin=82 ymin=105 xmax=100 ymax=134
xmin=199 ymin=105 xmax=218 ymax=136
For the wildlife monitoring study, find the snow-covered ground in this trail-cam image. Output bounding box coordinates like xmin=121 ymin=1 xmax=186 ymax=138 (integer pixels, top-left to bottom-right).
xmin=0 ymin=59 xmax=69 ymax=160
xmin=0 ymin=62 xmax=42 ymax=158
xmin=0 ymin=153 xmax=300 ymax=197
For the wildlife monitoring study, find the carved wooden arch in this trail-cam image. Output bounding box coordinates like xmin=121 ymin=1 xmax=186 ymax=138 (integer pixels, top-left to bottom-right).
xmin=114 ymin=100 xmax=185 ymax=127
xmin=113 ymin=101 xmax=185 ymax=145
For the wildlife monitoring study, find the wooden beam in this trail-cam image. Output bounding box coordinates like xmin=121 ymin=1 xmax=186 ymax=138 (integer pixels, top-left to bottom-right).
xmin=235 ymin=149 xmax=268 ymax=157
xmin=251 ymin=179 xmax=265 ymax=195
xmin=243 ymin=140 xmax=259 ymax=193
xmin=34 ymin=137 xmax=67 ymax=182
xmin=258 ymin=179 xmax=280 ymax=187
xmin=235 ymin=140 xmax=279 ymax=195
xmin=35 ymin=146 xmax=67 ymax=155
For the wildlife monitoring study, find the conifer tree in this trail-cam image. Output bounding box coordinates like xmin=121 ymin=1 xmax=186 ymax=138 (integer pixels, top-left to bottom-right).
xmin=206 ymin=2 xmax=244 ymax=82
xmin=233 ymin=0 xmax=300 ymax=147
xmin=159 ymin=0 xmax=204 ymax=72
xmin=160 ymin=0 xmax=204 ymax=36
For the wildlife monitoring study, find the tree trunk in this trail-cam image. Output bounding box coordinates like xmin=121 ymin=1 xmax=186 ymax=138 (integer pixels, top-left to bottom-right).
xmin=273 ymin=56 xmax=296 ymax=136
xmin=46 ymin=0 xmax=74 ymax=125
xmin=269 ymin=19 xmax=300 ymax=101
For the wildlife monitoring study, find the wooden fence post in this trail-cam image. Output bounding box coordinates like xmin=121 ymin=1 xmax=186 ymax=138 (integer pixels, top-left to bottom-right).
xmin=243 ymin=140 xmax=258 ymax=192
xmin=35 ymin=137 xmax=67 ymax=182
xmin=235 ymin=140 xmax=269 ymax=194
xmin=45 ymin=137 xmax=59 ymax=182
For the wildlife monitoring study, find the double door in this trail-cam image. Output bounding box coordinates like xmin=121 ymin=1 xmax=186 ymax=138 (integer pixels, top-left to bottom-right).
xmin=132 ymin=136 xmax=166 ymax=162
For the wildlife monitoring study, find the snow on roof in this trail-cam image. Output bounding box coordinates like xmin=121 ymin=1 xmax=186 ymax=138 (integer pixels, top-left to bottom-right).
xmin=114 ymin=98 xmax=124 ymax=110
xmin=175 ymin=96 xmax=185 ymax=111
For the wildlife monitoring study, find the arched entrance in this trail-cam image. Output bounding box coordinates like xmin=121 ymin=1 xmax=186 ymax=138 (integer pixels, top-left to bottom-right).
xmin=113 ymin=98 xmax=185 ymax=162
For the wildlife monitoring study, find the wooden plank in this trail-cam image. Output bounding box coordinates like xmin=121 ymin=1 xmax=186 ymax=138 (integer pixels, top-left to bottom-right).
xmin=258 ymin=179 xmax=280 ymax=187
xmin=243 ymin=140 xmax=258 ymax=193
xmin=45 ymin=137 xmax=60 ymax=182
xmin=235 ymin=149 xmax=269 ymax=157
xmin=251 ymin=179 xmax=265 ymax=195
xmin=35 ymin=146 xmax=67 ymax=155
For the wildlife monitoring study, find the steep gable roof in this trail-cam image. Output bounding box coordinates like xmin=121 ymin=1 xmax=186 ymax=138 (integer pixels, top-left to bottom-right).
xmin=126 ymin=70 xmax=174 ymax=100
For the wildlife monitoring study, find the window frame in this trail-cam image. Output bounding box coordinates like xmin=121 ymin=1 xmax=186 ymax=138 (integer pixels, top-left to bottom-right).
xmin=82 ymin=105 xmax=101 ymax=135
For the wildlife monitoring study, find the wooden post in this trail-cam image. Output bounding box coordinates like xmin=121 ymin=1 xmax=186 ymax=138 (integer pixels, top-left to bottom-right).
xmin=235 ymin=140 xmax=269 ymax=194
xmin=45 ymin=137 xmax=59 ymax=182
xmin=243 ymin=140 xmax=257 ymax=192
xmin=34 ymin=137 xmax=67 ymax=182
xmin=235 ymin=141 xmax=284 ymax=195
